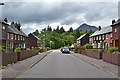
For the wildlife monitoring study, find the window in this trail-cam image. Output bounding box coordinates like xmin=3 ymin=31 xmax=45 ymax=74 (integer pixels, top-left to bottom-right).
xmin=2 ymin=26 xmax=5 ymax=31
xmin=111 ymin=33 xmax=112 ymax=38
xmin=23 ymin=37 xmax=25 ymax=41
xmin=96 ymin=36 xmax=98 ymax=40
xmin=21 ymin=36 xmax=22 ymax=40
xmin=102 ymin=35 xmax=104 ymax=40
xmin=15 ymin=35 xmax=17 ymax=40
xmin=106 ymin=34 xmax=109 ymax=39
xmin=11 ymin=34 xmax=13 ymax=39
xmin=18 ymin=35 xmax=20 ymax=40
xmin=7 ymin=33 xmax=9 ymax=39
xmin=115 ymin=27 xmax=117 ymax=33
xmin=94 ymin=37 xmax=96 ymax=40
xmin=99 ymin=35 xmax=101 ymax=40
xmin=90 ymin=38 xmax=91 ymax=41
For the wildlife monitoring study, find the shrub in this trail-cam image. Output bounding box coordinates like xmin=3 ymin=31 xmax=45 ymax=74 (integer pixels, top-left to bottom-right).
xmin=14 ymin=47 xmax=21 ymax=52
xmin=108 ymin=47 xmax=116 ymax=53
xmin=26 ymin=48 xmax=31 ymax=51
xmin=113 ymin=52 xmax=120 ymax=54
xmin=31 ymin=47 xmax=34 ymax=50
xmin=73 ymin=45 xmax=80 ymax=53
xmin=79 ymin=46 xmax=86 ymax=50
xmin=0 ymin=45 xmax=7 ymax=53
xmin=84 ymin=44 xmax=93 ymax=49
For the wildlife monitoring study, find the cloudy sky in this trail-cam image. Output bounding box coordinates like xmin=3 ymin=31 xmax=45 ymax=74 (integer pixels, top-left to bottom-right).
xmin=1 ymin=1 xmax=118 ymax=34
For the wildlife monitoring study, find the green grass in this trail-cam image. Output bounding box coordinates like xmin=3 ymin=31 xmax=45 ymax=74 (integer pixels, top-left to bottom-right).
xmin=0 ymin=66 xmax=4 ymax=70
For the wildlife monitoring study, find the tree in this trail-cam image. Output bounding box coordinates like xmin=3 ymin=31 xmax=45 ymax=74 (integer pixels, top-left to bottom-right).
xmin=47 ymin=25 xmax=52 ymax=31
xmin=33 ymin=29 xmax=39 ymax=36
xmin=68 ymin=27 xmax=73 ymax=32
xmin=59 ymin=27 xmax=65 ymax=34
xmin=56 ymin=26 xmax=60 ymax=33
xmin=75 ymin=30 xmax=80 ymax=39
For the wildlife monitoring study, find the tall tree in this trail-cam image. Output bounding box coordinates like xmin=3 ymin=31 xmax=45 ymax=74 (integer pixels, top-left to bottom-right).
xmin=33 ymin=29 xmax=39 ymax=36
xmin=59 ymin=27 xmax=65 ymax=34
xmin=75 ymin=30 xmax=80 ymax=39
xmin=56 ymin=26 xmax=60 ymax=33
xmin=68 ymin=27 xmax=73 ymax=32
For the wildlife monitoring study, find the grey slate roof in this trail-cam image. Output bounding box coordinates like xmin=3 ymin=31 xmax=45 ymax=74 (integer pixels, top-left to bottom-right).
xmin=90 ymin=26 xmax=112 ymax=37
xmin=77 ymin=33 xmax=87 ymax=40
xmin=31 ymin=33 xmax=41 ymax=40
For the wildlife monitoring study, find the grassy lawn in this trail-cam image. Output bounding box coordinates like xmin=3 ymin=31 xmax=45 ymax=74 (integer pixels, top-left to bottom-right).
xmin=0 ymin=66 xmax=4 ymax=70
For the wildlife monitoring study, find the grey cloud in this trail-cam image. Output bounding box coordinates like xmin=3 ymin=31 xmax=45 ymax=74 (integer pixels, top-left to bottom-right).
xmin=2 ymin=2 xmax=118 ymax=26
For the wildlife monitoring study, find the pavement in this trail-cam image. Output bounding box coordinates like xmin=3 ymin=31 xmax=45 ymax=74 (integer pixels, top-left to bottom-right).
xmin=71 ymin=51 xmax=120 ymax=78
xmin=18 ymin=50 xmax=117 ymax=78
xmin=1 ymin=50 xmax=52 ymax=78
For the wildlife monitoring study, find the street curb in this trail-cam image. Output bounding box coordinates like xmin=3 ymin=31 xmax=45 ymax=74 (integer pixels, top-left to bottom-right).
xmin=72 ymin=54 xmax=119 ymax=78
xmin=16 ymin=50 xmax=52 ymax=78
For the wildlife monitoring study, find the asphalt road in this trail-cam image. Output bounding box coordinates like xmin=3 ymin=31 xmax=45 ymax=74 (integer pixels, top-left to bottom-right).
xmin=18 ymin=50 xmax=117 ymax=78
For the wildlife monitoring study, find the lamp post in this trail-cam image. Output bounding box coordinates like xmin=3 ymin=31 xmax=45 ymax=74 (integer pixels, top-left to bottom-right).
xmin=43 ymin=35 xmax=45 ymax=49
xmin=50 ymin=41 xmax=52 ymax=49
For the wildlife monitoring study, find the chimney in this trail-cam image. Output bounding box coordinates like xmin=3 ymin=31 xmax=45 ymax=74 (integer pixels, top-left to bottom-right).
xmin=112 ymin=20 xmax=115 ymax=24
xmin=98 ymin=26 xmax=101 ymax=31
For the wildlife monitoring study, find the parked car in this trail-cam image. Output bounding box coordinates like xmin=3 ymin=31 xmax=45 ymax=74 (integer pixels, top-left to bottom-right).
xmin=61 ymin=47 xmax=70 ymax=53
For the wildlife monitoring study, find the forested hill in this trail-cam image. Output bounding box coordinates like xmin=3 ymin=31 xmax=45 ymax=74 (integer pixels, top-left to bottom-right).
xmin=32 ymin=25 xmax=95 ymax=49
xmin=74 ymin=23 xmax=98 ymax=32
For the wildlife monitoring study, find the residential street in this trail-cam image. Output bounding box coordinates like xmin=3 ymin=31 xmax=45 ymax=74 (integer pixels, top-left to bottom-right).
xmin=18 ymin=50 xmax=117 ymax=78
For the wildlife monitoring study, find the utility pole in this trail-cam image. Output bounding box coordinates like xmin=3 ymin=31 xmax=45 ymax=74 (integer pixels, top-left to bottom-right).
xmin=50 ymin=41 xmax=51 ymax=49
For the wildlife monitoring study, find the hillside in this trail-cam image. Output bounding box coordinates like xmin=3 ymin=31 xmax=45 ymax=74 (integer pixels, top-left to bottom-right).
xmin=74 ymin=23 xmax=98 ymax=31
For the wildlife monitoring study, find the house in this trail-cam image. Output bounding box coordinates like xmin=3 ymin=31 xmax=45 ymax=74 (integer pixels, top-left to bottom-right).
xmin=28 ymin=33 xmax=41 ymax=48
xmin=111 ymin=19 xmax=120 ymax=51
xmin=89 ymin=26 xmax=112 ymax=49
xmin=76 ymin=33 xmax=90 ymax=46
xmin=1 ymin=20 xmax=28 ymax=51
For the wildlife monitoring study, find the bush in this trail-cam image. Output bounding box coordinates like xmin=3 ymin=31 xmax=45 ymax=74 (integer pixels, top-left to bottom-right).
xmin=31 ymin=47 xmax=34 ymax=50
xmin=89 ymin=49 xmax=101 ymax=52
xmin=108 ymin=47 xmax=116 ymax=53
xmin=113 ymin=52 xmax=120 ymax=54
xmin=73 ymin=45 xmax=80 ymax=53
xmin=26 ymin=48 xmax=31 ymax=51
xmin=84 ymin=44 xmax=93 ymax=49
xmin=0 ymin=45 xmax=7 ymax=53
xmin=79 ymin=46 xmax=86 ymax=50
xmin=14 ymin=47 xmax=21 ymax=52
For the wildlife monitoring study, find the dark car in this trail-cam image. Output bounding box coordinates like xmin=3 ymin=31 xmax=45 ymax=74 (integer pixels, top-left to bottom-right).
xmin=61 ymin=47 xmax=70 ymax=53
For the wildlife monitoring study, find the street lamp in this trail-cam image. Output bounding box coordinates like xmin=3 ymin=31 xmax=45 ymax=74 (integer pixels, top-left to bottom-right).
xmin=43 ymin=35 xmax=45 ymax=49
xmin=50 ymin=41 xmax=52 ymax=49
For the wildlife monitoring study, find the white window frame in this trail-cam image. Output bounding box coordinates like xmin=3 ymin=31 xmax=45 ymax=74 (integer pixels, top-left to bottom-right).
xmin=7 ymin=33 xmax=9 ymax=39
xmin=96 ymin=36 xmax=98 ymax=40
xmin=18 ymin=35 xmax=20 ymax=40
xmin=15 ymin=35 xmax=17 ymax=40
xmin=102 ymin=35 xmax=104 ymax=40
xmin=99 ymin=35 xmax=101 ymax=40
xmin=21 ymin=36 xmax=22 ymax=41
xmin=115 ymin=27 xmax=117 ymax=33
xmin=11 ymin=34 xmax=13 ymax=39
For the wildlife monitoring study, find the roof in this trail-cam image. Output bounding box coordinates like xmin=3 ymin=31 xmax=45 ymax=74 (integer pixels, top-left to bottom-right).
xmin=90 ymin=26 xmax=112 ymax=37
xmin=30 ymin=33 xmax=41 ymax=40
xmin=77 ymin=33 xmax=87 ymax=40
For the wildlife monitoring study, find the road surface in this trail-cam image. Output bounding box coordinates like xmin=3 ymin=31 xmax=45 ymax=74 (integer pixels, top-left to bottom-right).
xmin=18 ymin=50 xmax=117 ymax=78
